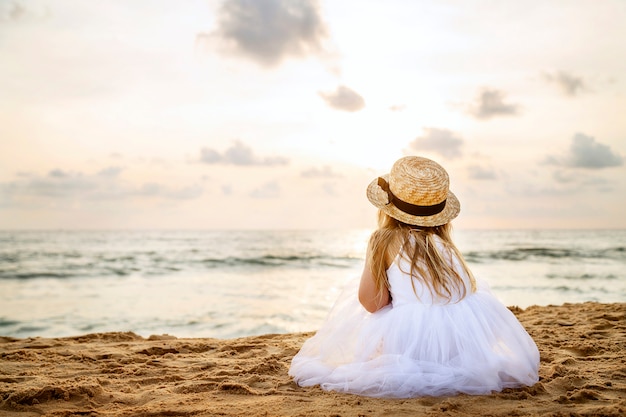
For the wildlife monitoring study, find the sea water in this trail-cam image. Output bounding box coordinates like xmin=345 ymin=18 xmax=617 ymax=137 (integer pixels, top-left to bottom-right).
xmin=1 ymin=229 xmax=624 ymax=339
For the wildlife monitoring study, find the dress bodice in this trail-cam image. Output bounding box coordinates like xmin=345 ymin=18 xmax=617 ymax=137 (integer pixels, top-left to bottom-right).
xmin=387 ymin=237 xmax=474 ymax=306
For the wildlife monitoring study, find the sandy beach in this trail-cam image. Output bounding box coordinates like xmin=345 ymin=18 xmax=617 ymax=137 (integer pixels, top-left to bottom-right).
xmin=0 ymin=302 xmax=624 ymax=416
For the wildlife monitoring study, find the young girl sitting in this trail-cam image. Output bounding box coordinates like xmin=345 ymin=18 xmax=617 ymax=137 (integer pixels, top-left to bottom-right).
xmin=289 ymin=156 xmax=540 ymax=398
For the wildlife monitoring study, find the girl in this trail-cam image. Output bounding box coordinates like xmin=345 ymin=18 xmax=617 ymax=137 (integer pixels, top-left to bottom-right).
xmin=289 ymin=156 xmax=540 ymax=398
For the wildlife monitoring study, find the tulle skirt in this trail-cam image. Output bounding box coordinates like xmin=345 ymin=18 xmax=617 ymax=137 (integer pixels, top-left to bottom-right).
xmin=289 ymin=278 xmax=539 ymax=398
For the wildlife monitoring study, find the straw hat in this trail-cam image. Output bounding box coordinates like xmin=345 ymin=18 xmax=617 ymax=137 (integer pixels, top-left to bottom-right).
xmin=366 ymin=156 xmax=460 ymax=227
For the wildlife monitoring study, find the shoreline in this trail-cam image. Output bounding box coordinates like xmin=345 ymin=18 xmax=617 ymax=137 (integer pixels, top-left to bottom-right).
xmin=1 ymin=302 xmax=625 ymax=416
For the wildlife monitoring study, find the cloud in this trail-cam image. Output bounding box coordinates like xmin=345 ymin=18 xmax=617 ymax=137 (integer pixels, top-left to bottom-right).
xmin=4 ymin=169 xmax=94 ymax=198
xmin=389 ymin=104 xmax=407 ymax=112
xmin=466 ymin=88 xmax=520 ymax=120
xmin=133 ymin=183 xmax=203 ymax=200
xmin=97 ymin=166 xmax=123 ymax=178
xmin=322 ymin=182 xmax=336 ymax=196
xmin=301 ymin=165 xmax=341 ymax=178
xmin=199 ymin=141 xmax=289 ymax=166
xmin=543 ymin=71 xmax=587 ymax=97
xmin=199 ymin=148 xmax=222 ymax=164
xmin=319 ymin=85 xmax=365 ymax=112
xmin=407 ymin=128 xmax=464 ymax=159
xmin=249 ymin=181 xmax=281 ymax=199
xmin=221 ymin=184 xmax=233 ymax=196
xmin=551 ymin=170 xmax=612 ymax=191
xmin=205 ymin=0 xmax=328 ymax=67
xmin=0 ymin=1 xmax=47 ymax=22
xmin=467 ymin=165 xmax=497 ymax=180
xmin=0 ymin=168 xmax=203 ymax=204
xmin=545 ymin=133 xmax=623 ymax=169
xmin=1 ymin=1 xmax=25 ymax=21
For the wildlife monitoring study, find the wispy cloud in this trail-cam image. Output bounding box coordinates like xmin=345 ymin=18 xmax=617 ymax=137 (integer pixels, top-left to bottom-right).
xmin=202 ymin=0 xmax=328 ymax=67
xmin=318 ymin=85 xmax=365 ymax=112
xmin=249 ymin=181 xmax=281 ymax=199
xmin=321 ymin=182 xmax=336 ymax=196
xmin=199 ymin=141 xmax=289 ymax=166
xmin=542 ymin=71 xmax=587 ymax=97
xmin=0 ymin=1 xmax=47 ymax=22
xmin=389 ymin=104 xmax=407 ymax=112
xmin=545 ymin=133 xmax=623 ymax=169
xmin=466 ymin=88 xmax=520 ymax=120
xmin=221 ymin=184 xmax=233 ymax=196
xmin=467 ymin=165 xmax=497 ymax=180
xmin=1 ymin=1 xmax=25 ymax=21
xmin=300 ymin=165 xmax=341 ymax=178
xmin=0 ymin=168 xmax=203 ymax=204
xmin=551 ymin=170 xmax=608 ymax=186
xmin=407 ymin=128 xmax=464 ymax=159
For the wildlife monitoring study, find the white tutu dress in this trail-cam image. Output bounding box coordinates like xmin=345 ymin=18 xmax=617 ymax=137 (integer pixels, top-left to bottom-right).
xmin=289 ymin=239 xmax=540 ymax=398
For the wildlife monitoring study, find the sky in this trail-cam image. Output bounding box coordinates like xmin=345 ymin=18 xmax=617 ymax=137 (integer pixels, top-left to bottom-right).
xmin=1 ymin=0 xmax=625 ymax=230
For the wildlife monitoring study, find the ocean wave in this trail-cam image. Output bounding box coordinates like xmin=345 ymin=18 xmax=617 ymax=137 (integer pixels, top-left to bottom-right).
xmin=545 ymin=273 xmax=619 ymax=281
xmin=0 ymin=253 xmax=361 ymax=280
xmin=0 ymin=318 xmax=20 ymax=327
xmin=464 ymin=246 xmax=626 ymax=263
xmin=1 ymin=231 xmax=624 ymax=285
xmin=200 ymin=254 xmax=359 ymax=268
xmin=0 ymin=272 xmax=77 ymax=280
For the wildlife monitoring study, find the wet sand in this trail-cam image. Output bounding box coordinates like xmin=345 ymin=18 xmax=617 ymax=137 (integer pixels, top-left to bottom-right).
xmin=1 ymin=302 xmax=625 ymax=416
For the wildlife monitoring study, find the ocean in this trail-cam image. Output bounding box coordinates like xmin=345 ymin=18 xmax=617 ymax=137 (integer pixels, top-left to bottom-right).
xmin=1 ymin=229 xmax=624 ymax=339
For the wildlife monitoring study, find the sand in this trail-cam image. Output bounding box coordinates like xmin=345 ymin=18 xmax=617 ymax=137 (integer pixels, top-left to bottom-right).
xmin=0 ymin=302 xmax=625 ymax=417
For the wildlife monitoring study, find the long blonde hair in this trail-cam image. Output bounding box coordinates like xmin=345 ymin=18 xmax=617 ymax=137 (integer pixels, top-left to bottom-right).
xmin=366 ymin=210 xmax=477 ymax=302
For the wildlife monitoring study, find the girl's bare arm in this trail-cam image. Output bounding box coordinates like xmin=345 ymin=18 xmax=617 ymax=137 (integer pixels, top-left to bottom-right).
xmin=358 ymin=259 xmax=390 ymax=313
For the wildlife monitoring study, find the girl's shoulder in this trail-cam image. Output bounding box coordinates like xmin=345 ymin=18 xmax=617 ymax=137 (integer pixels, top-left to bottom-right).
xmin=369 ymin=228 xmax=404 ymax=267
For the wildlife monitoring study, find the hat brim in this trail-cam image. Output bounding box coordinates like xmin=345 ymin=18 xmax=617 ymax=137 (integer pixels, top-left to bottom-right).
xmin=366 ymin=174 xmax=460 ymax=227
